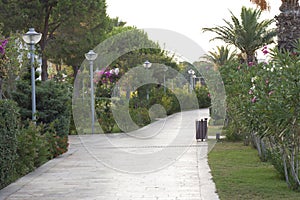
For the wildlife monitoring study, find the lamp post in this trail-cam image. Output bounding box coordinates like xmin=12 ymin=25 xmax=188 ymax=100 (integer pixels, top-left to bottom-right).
xmin=163 ymin=66 xmax=168 ymax=93
xmin=143 ymin=60 xmax=152 ymax=100
xmin=22 ymin=28 xmax=42 ymax=122
xmin=85 ymin=50 xmax=98 ymax=134
xmin=188 ymin=69 xmax=195 ymax=92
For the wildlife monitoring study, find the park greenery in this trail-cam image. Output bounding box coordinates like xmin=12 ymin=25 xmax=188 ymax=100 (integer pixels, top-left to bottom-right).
xmin=0 ymin=0 xmax=300 ymax=195
xmin=203 ymin=5 xmax=300 ymax=191
xmin=0 ymin=0 xmax=211 ymax=189
xmin=209 ymin=142 xmax=300 ymax=199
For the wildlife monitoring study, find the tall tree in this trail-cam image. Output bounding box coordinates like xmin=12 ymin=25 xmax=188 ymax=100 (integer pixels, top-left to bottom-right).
xmin=203 ymin=7 xmax=276 ymax=63
xmin=46 ymin=3 xmax=118 ymax=80
xmin=250 ymin=0 xmax=300 ymax=51
xmin=0 ymin=0 xmax=111 ymax=81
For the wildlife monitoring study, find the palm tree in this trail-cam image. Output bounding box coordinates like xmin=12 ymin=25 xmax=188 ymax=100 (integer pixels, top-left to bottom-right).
xmin=202 ymin=46 xmax=237 ymax=69
xmin=250 ymin=0 xmax=300 ymax=51
xmin=203 ymin=7 xmax=276 ymax=63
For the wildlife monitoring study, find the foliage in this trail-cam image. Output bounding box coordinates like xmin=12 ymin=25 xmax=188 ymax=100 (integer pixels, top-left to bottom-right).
xmin=90 ymin=28 xmax=181 ymax=132
xmin=1 ymin=112 xmax=68 ymax=189
xmin=12 ymin=80 xmax=71 ymax=138
xmin=250 ymin=0 xmax=270 ymax=11
xmin=15 ymin=123 xmax=49 ymax=177
xmin=0 ymin=33 xmax=28 ymax=99
xmin=202 ymin=45 xmax=237 ymax=69
xmin=196 ymin=63 xmax=226 ymax=126
xmin=220 ymin=43 xmax=300 ymax=190
xmin=129 ymin=107 xmax=151 ymax=127
xmin=203 ymin=6 xmax=276 ymax=63
xmin=95 ymin=67 xmax=119 ymax=133
xmin=0 ymin=100 xmax=19 ymax=189
xmin=194 ymin=85 xmax=212 ymax=108
xmin=250 ymin=0 xmax=299 ymax=11
xmin=44 ymin=123 xmax=68 ymax=158
xmin=250 ymin=46 xmax=300 ymax=189
xmin=0 ymin=0 xmax=114 ymax=81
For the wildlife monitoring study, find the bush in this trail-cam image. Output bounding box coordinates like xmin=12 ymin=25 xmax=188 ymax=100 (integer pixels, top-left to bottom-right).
xmin=96 ymin=99 xmax=115 ymax=133
xmin=0 ymin=100 xmax=19 ymax=189
xmin=130 ymin=107 xmax=151 ymax=127
xmin=45 ymin=130 xmax=68 ymax=158
xmin=15 ymin=123 xmax=49 ymax=177
xmin=12 ymin=80 xmax=71 ymax=152
xmin=195 ymin=85 xmax=211 ymax=108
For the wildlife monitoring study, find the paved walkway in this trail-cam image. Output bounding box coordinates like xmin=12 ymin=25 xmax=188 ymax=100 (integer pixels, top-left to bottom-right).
xmin=0 ymin=109 xmax=219 ymax=200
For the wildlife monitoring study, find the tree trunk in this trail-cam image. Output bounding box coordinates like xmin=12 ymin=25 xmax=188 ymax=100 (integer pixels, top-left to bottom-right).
xmin=246 ymin=53 xmax=257 ymax=64
xmin=276 ymin=0 xmax=300 ymax=51
xmin=41 ymin=56 xmax=48 ymax=81
xmin=72 ymin=65 xmax=79 ymax=79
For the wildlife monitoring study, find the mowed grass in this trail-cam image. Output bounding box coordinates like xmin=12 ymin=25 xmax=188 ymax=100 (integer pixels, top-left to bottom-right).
xmin=208 ymin=141 xmax=300 ymax=200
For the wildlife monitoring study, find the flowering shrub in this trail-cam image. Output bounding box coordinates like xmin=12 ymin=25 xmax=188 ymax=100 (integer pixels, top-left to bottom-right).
xmin=0 ymin=38 xmax=8 ymax=55
xmin=95 ymin=67 xmax=120 ymax=133
xmin=221 ymin=42 xmax=300 ymax=190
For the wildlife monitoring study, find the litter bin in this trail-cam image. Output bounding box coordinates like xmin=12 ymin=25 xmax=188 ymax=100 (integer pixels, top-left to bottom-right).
xmin=196 ymin=118 xmax=208 ymax=141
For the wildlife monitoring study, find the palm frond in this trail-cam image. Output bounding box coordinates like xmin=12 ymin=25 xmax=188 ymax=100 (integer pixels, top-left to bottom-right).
xmin=202 ymin=6 xmax=276 ymax=62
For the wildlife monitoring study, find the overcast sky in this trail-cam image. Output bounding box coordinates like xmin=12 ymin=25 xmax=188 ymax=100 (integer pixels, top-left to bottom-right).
xmin=106 ymin=0 xmax=281 ymax=58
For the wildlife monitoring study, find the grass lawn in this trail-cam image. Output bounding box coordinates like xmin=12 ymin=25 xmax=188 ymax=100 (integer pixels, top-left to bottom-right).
xmin=208 ymin=141 xmax=300 ymax=200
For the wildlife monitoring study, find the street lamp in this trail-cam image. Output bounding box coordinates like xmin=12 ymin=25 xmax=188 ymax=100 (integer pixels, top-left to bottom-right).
xmin=188 ymin=69 xmax=195 ymax=92
xmin=143 ymin=60 xmax=152 ymax=100
xmin=85 ymin=50 xmax=98 ymax=134
xmin=163 ymin=66 xmax=168 ymax=93
xmin=22 ymin=28 xmax=42 ymax=122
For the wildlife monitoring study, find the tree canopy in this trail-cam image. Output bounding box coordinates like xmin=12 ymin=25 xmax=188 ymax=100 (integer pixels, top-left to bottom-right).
xmin=0 ymin=0 xmax=114 ymax=81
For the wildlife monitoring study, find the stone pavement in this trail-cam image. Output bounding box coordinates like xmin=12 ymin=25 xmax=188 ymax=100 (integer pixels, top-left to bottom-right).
xmin=0 ymin=109 xmax=219 ymax=200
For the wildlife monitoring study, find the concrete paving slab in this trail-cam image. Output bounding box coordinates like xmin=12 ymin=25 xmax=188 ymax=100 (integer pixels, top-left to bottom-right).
xmin=0 ymin=109 xmax=219 ymax=200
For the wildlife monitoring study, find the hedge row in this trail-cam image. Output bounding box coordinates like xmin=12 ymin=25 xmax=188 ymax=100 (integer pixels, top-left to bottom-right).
xmin=0 ymin=81 xmax=71 ymax=190
xmin=0 ymin=100 xmax=19 ymax=189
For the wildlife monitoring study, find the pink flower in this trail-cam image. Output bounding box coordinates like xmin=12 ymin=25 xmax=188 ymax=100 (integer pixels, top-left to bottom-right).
xmin=262 ymin=46 xmax=269 ymax=55
xmin=268 ymin=91 xmax=274 ymax=96
xmin=0 ymin=38 xmax=8 ymax=55
xmin=248 ymin=62 xmax=254 ymax=67
xmin=265 ymin=79 xmax=269 ymax=85
xmin=251 ymin=97 xmax=257 ymax=103
xmin=0 ymin=46 xmax=4 ymax=55
xmin=208 ymin=93 xmax=211 ymax=98
xmin=248 ymin=89 xmax=253 ymax=95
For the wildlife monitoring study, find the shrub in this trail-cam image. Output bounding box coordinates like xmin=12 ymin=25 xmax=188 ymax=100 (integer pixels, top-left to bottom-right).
xmin=96 ymin=99 xmax=115 ymax=133
xmin=194 ymin=85 xmax=211 ymax=108
xmin=0 ymin=100 xmax=19 ymax=189
xmin=130 ymin=107 xmax=151 ymax=127
xmin=15 ymin=123 xmax=49 ymax=177
xmin=12 ymin=80 xmax=71 ymax=152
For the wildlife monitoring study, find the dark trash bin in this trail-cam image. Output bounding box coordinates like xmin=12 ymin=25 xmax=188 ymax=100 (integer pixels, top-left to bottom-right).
xmin=196 ymin=118 xmax=208 ymax=141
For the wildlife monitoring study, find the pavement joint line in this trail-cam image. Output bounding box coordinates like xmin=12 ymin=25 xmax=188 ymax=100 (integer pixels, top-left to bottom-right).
xmin=89 ymin=144 xmax=209 ymax=149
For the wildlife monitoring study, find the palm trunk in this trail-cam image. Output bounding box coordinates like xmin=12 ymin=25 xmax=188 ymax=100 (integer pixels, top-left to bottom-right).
xmin=246 ymin=53 xmax=257 ymax=64
xmin=276 ymin=0 xmax=300 ymax=51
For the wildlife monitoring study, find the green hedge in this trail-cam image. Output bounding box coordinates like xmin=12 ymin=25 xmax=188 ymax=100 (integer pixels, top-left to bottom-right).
xmin=15 ymin=123 xmax=49 ymax=177
xmin=12 ymin=80 xmax=71 ymax=137
xmin=0 ymin=100 xmax=19 ymax=189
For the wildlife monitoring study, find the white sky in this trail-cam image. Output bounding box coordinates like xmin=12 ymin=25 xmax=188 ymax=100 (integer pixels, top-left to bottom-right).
xmin=106 ymin=0 xmax=281 ymax=57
